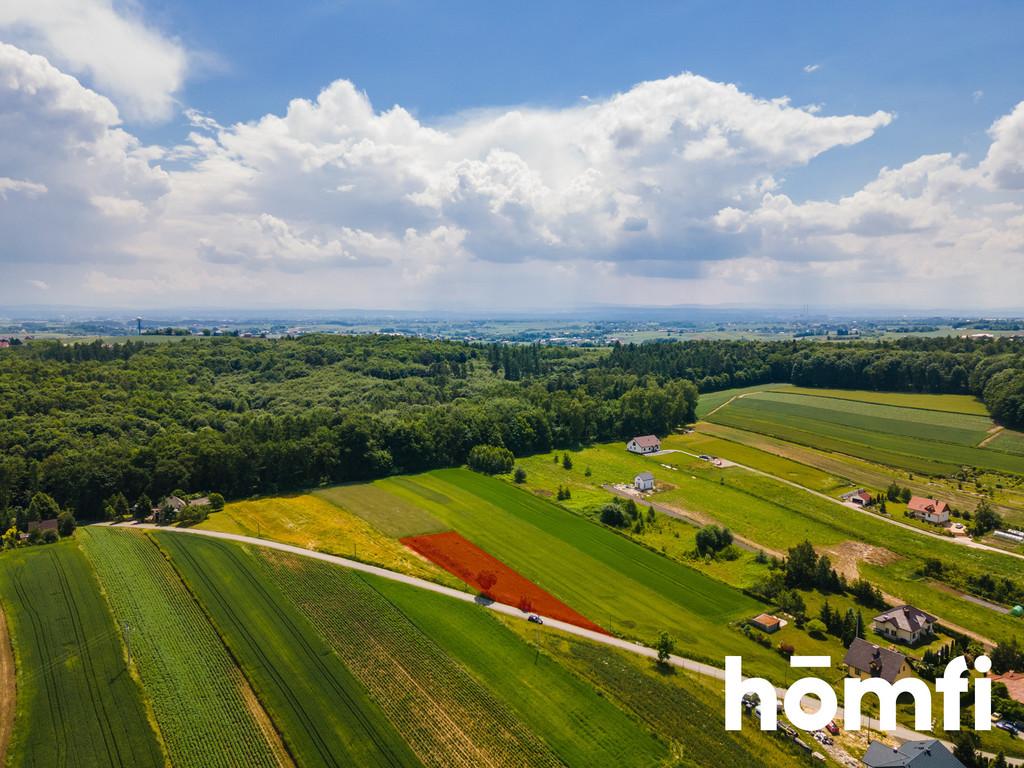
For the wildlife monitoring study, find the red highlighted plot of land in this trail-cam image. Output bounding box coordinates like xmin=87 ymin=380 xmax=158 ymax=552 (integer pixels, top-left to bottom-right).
xmin=401 ymin=531 xmax=607 ymax=634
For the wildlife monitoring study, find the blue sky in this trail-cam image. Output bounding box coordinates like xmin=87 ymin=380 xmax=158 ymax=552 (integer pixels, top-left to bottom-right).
xmin=152 ymin=0 xmax=1023 ymax=196
xmin=1 ymin=1 xmax=1023 ymax=310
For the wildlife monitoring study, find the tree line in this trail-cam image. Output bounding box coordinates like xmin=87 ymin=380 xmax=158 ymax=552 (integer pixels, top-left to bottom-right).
xmin=0 ymin=335 xmax=696 ymax=522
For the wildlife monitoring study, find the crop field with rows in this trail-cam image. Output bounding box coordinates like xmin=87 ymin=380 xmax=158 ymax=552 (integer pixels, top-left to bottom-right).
xmin=80 ymin=527 xmax=290 ymax=768
xmin=258 ymin=548 xmax=563 ymax=768
xmin=155 ymin=532 xmax=422 ymax=768
xmin=0 ymin=542 xmax=163 ymax=768
xmin=707 ymin=390 xmax=1024 ymax=475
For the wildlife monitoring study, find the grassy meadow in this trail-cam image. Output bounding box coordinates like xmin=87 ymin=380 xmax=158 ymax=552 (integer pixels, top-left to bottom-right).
xmin=365 ymin=469 xmax=788 ymax=676
xmin=372 ymin=575 xmax=670 ymax=768
xmin=257 ymin=548 xmax=565 ymax=768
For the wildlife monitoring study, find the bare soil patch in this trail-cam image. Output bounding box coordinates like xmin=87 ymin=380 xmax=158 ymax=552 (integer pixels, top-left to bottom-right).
xmin=0 ymin=604 xmax=15 ymax=765
xmin=822 ymin=540 xmax=900 ymax=581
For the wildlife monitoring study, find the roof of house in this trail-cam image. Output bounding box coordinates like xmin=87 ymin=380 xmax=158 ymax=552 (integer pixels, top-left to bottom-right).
xmin=630 ymin=435 xmax=661 ymax=447
xmin=862 ymin=738 xmax=963 ymax=768
xmin=907 ymin=496 xmax=949 ymax=515
xmin=634 ymin=471 xmax=654 ymax=482
xmin=752 ymin=613 xmax=781 ymax=628
xmin=164 ymin=496 xmax=188 ymax=510
xmin=842 ymin=488 xmax=870 ymax=498
xmin=843 ymin=637 xmax=908 ymax=684
xmin=873 ymin=605 xmax=936 ymax=634
xmin=27 ymin=518 xmax=59 ymax=532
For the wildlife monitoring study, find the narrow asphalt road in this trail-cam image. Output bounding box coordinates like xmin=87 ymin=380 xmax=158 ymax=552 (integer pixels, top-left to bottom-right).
xmin=111 ymin=522 xmax=1021 ymax=766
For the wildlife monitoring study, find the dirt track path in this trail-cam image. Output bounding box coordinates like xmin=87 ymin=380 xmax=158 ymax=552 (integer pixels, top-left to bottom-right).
xmin=0 ymin=603 xmax=15 ymax=765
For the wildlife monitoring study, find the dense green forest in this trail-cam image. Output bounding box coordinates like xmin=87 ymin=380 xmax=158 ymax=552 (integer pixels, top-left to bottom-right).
xmin=605 ymin=336 xmax=1024 ymax=427
xmin=3 ymin=333 xmax=1024 ymax=524
xmin=0 ymin=336 xmax=695 ymax=521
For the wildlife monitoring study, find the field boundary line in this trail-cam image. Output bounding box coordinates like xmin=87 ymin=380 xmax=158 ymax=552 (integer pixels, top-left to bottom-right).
xmin=769 ymin=389 xmax=991 ymax=418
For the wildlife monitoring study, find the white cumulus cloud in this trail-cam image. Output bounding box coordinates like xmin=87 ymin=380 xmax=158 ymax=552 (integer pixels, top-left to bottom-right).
xmin=0 ymin=0 xmax=188 ymax=121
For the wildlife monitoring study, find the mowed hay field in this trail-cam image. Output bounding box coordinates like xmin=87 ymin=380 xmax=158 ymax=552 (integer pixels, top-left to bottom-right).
xmin=314 ymin=482 xmax=448 ymax=538
xmin=155 ymin=533 xmax=422 ymax=768
xmin=80 ymin=528 xmax=291 ymax=768
xmin=0 ymin=542 xmax=164 ymax=768
xmin=363 ymin=469 xmax=787 ymax=678
xmin=197 ymin=494 xmax=457 ymax=587
xmin=706 ymin=389 xmax=1024 ymax=475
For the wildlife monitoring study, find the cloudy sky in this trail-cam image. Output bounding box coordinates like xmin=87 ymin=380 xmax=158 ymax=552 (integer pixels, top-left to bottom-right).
xmin=1 ymin=1 xmax=1023 ymax=311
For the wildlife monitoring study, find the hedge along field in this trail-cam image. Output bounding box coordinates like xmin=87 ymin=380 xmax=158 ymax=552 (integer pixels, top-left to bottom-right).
xmin=257 ymin=549 xmax=564 ymax=768
xmin=371 ymin=469 xmax=789 ymax=679
xmin=0 ymin=542 xmax=164 ymax=768
xmin=370 ymin=573 xmax=669 ymax=768
xmin=707 ymin=391 xmax=1024 ymax=475
xmin=155 ymin=532 xmax=422 ymax=768
xmin=79 ymin=527 xmax=291 ymax=768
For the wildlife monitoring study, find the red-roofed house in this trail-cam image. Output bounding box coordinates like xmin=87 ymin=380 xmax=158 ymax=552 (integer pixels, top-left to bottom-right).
xmin=907 ymin=496 xmax=950 ymax=525
xmin=626 ymin=435 xmax=661 ymax=454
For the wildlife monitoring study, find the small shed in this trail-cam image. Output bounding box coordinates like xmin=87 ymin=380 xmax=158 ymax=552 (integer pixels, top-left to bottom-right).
xmin=633 ymin=472 xmax=655 ymax=491
xmin=749 ymin=613 xmax=785 ymax=634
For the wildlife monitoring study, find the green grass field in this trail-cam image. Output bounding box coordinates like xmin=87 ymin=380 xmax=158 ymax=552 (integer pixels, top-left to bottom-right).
xmin=313 ymin=482 xmax=448 ymax=538
xmin=0 ymin=542 xmax=164 ymax=768
xmin=696 ymin=421 xmax=1024 ymax=525
xmin=365 ymin=469 xmax=788 ymax=678
xmin=707 ymin=390 xmax=1024 ymax=475
xmin=507 ymin=435 xmax=1024 ymax=643
xmin=155 ymin=532 xmax=422 ymax=768
xmin=371 ymin=575 xmax=669 ymax=768
xmin=779 ymin=386 xmax=991 ymax=415
xmin=80 ymin=528 xmax=288 ymax=768
xmin=662 ymin=431 xmax=851 ymax=493
xmin=503 ymin=621 xmax=814 ymax=768
xmin=259 ymin=547 xmax=661 ymax=768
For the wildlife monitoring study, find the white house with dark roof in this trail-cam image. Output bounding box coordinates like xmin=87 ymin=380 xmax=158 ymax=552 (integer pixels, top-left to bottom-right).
xmin=626 ymin=435 xmax=661 ymax=454
xmin=633 ymin=471 xmax=655 ymax=491
xmin=872 ymin=605 xmax=936 ymax=645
